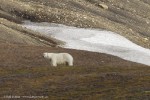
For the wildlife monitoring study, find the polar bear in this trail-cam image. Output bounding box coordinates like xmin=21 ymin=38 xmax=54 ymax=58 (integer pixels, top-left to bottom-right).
xmin=43 ymin=53 xmax=73 ymax=67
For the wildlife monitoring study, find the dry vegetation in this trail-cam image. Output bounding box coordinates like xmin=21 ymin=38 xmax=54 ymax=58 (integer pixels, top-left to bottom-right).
xmin=0 ymin=65 xmax=149 ymax=99
xmin=0 ymin=44 xmax=149 ymax=99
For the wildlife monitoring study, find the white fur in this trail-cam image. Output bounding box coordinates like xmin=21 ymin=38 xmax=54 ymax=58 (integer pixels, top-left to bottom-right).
xmin=43 ymin=53 xmax=73 ymax=67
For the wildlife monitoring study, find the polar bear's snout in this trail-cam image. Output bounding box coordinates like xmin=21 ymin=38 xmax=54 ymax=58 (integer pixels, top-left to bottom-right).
xmin=43 ymin=52 xmax=73 ymax=67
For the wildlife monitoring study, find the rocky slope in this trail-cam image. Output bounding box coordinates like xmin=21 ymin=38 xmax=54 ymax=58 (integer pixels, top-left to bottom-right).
xmin=1 ymin=0 xmax=150 ymax=48
xmin=0 ymin=18 xmax=64 ymax=46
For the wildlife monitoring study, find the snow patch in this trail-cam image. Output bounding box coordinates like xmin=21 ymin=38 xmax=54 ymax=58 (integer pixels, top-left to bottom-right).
xmin=22 ymin=21 xmax=150 ymax=66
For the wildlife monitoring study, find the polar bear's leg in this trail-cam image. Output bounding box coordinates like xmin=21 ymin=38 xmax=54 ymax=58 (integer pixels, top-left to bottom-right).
xmin=69 ymin=62 xmax=73 ymax=66
xmin=52 ymin=59 xmax=57 ymax=67
xmin=63 ymin=53 xmax=73 ymax=66
xmin=68 ymin=60 xmax=73 ymax=66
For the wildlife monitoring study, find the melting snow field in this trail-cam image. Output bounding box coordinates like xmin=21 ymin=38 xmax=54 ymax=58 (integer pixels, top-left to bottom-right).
xmin=22 ymin=21 xmax=150 ymax=66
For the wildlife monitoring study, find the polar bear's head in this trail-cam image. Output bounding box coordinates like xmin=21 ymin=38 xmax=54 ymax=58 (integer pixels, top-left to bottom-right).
xmin=43 ymin=53 xmax=48 ymax=58
xmin=43 ymin=52 xmax=53 ymax=59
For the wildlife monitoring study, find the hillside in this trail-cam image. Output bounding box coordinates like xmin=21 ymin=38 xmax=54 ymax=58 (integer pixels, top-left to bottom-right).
xmin=0 ymin=18 xmax=64 ymax=46
xmin=0 ymin=0 xmax=150 ymax=99
xmin=1 ymin=0 xmax=150 ymax=48
xmin=0 ymin=44 xmax=149 ymax=99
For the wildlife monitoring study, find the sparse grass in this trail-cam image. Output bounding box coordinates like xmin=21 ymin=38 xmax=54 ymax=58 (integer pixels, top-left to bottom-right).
xmin=0 ymin=44 xmax=149 ymax=99
xmin=0 ymin=65 xmax=149 ymax=99
xmin=0 ymin=46 xmax=148 ymax=99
